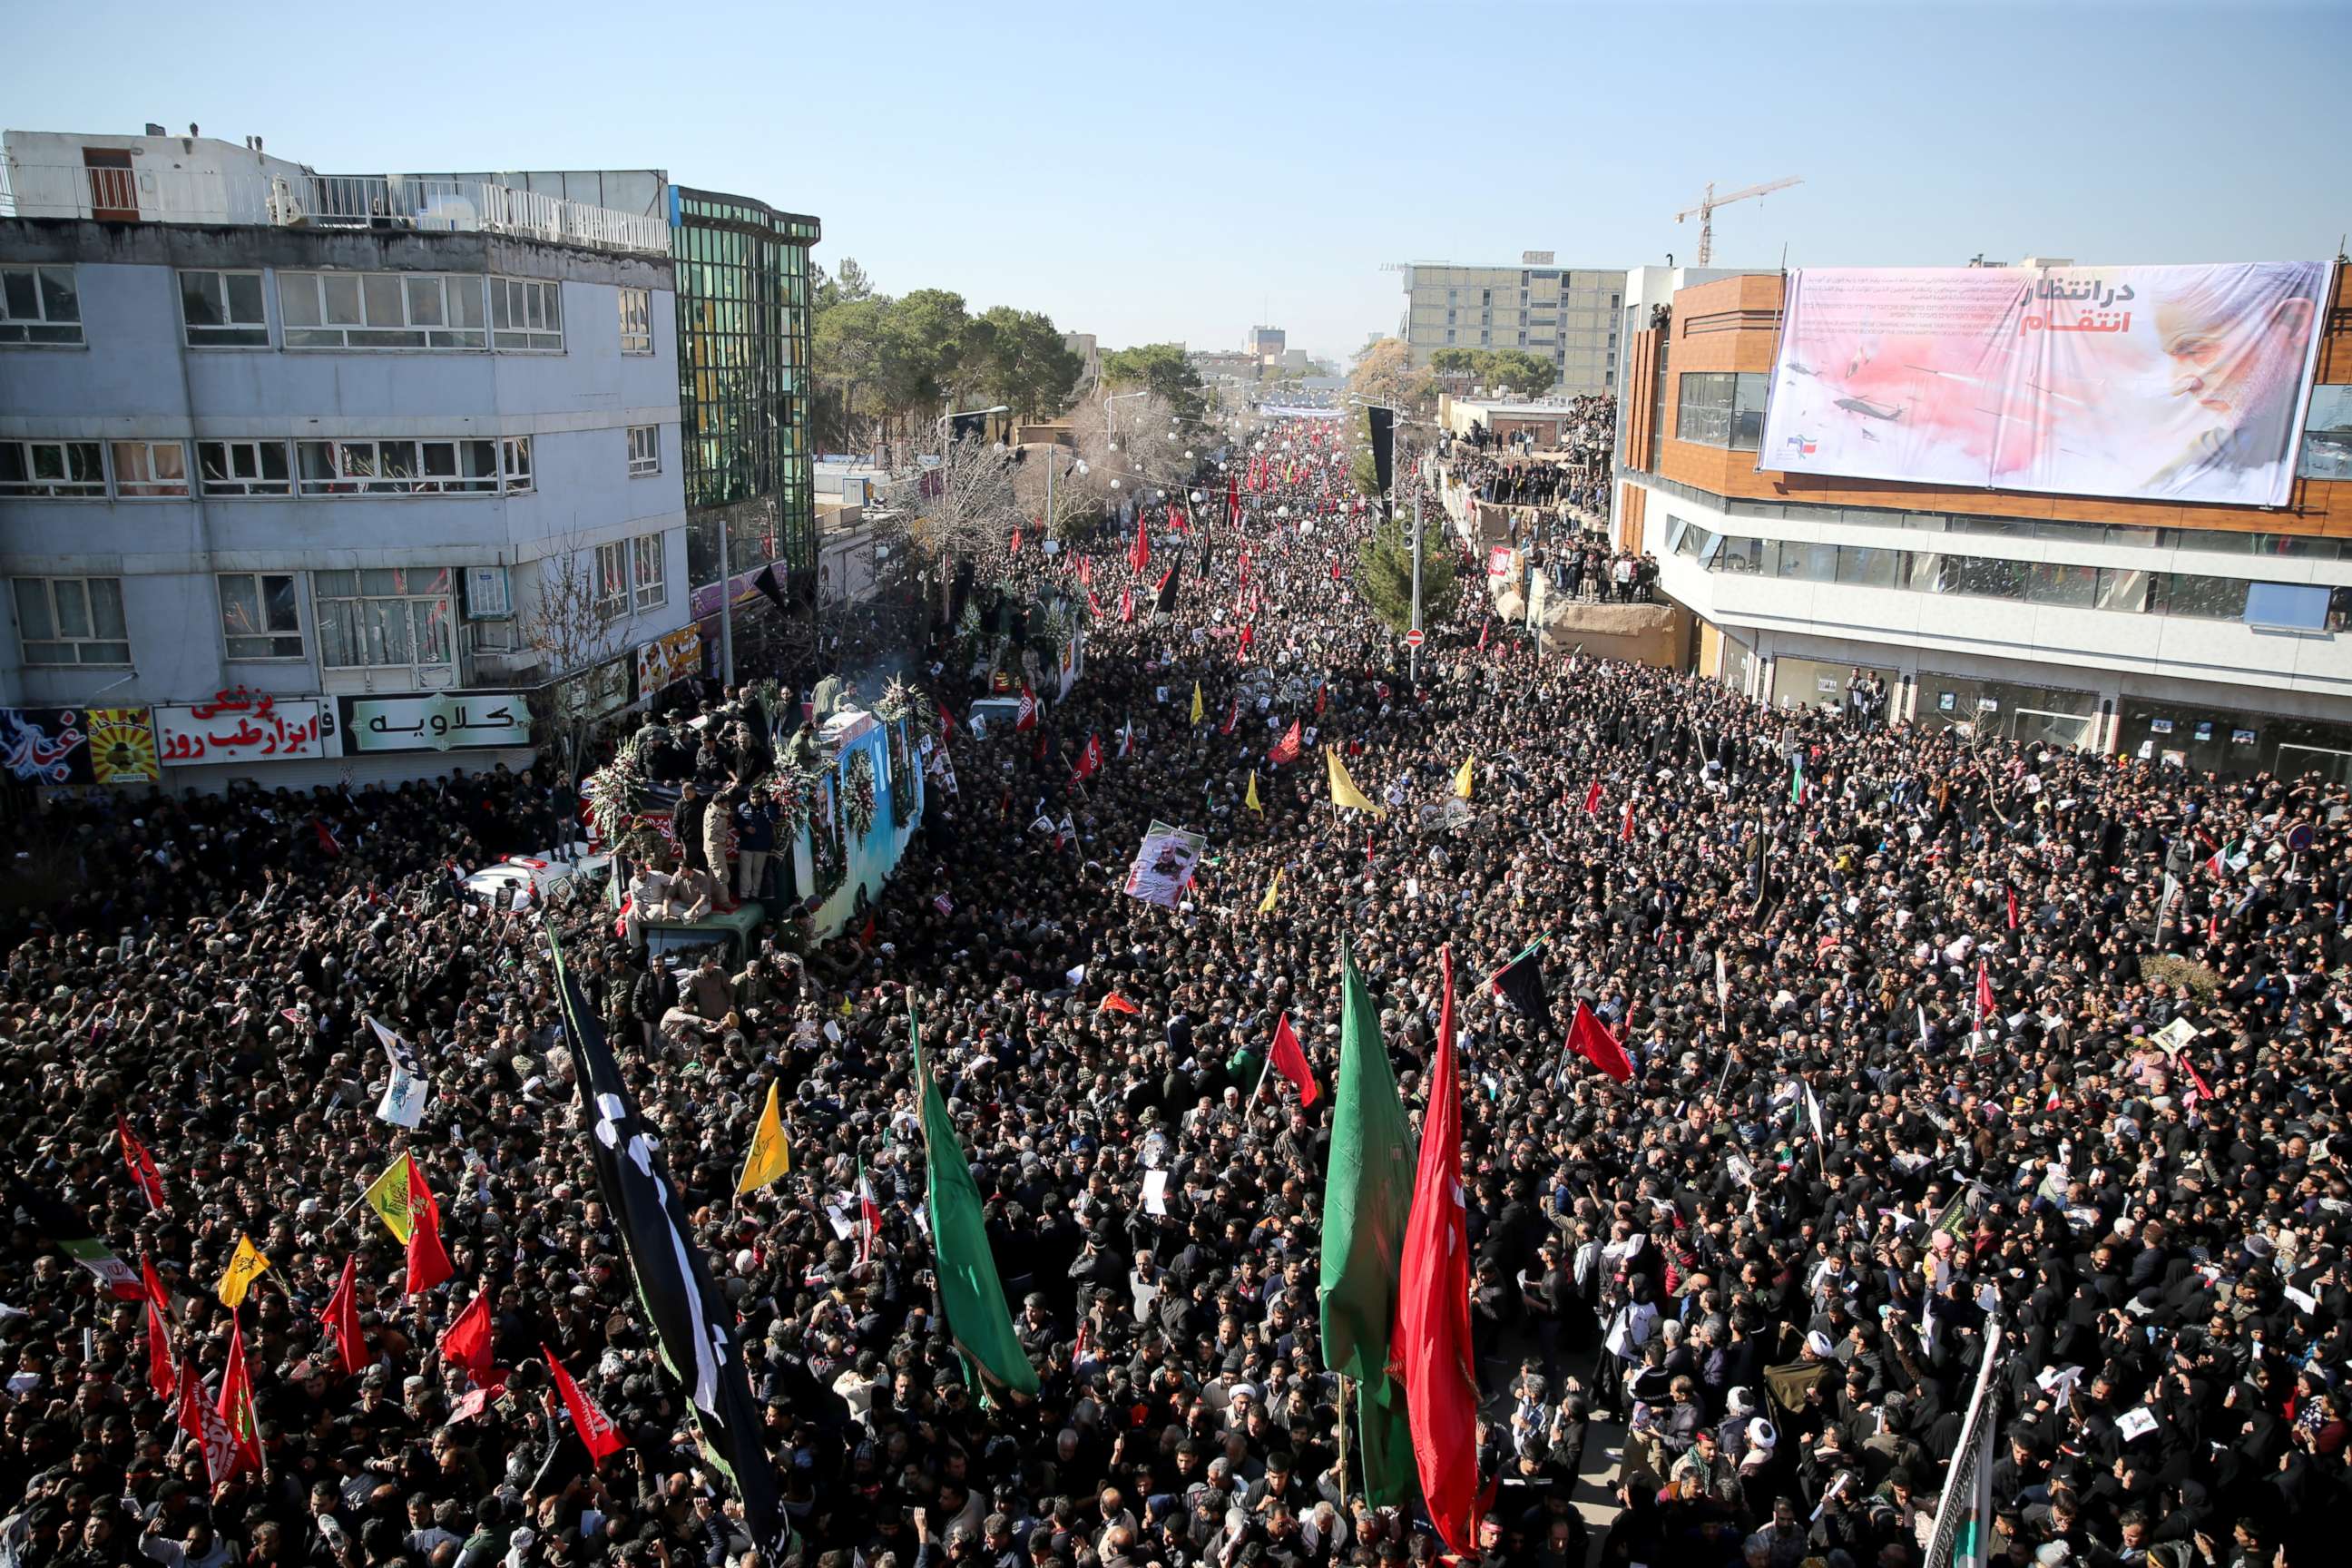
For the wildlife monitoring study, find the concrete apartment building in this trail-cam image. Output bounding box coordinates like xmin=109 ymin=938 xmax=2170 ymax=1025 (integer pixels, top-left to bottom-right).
xmin=1398 ymin=252 xmax=1623 ymax=395
xmin=1609 ymin=261 xmax=2352 ymax=780
xmin=0 ymin=128 xmax=694 ymax=790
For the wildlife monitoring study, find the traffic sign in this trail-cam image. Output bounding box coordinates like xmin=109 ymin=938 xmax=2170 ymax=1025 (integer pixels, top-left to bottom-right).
xmin=1405 ymin=628 xmax=1426 ymax=648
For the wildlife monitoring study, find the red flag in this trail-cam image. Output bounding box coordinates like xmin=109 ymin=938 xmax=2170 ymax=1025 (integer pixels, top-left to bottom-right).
xmin=1477 ymin=617 xmax=1490 ymax=652
xmin=1975 ymin=960 xmax=1996 ymax=1020
xmin=544 ymin=1344 xmax=624 ymax=1464
xmin=1073 ymin=733 xmax=1104 ymax=783
xmin=216 ymin=1319 xmax=263 ymax=1480
xmin=1238 ymin=622 xmax=1255 ymax=662
xmin=1583 ymin=779 xmax=1604 ymax=815
xmin=1268 ymin=719 xmax=1302 ymax=767
xmin=1220 ymin=699 xmax=1239 ymax=737
xmin=142 ymin=1255 xmax=175 ymax=1403
xmin=438 ymin=1289 xmax=497 ymax=1384
xmin=1009 ymin=525 xmax=1024 ymax=554
xmin=117 ymin=1113 xmax=166 ymax=1211
xmin=1098 ymin=993 xmax=1141 ymax=1015
xmin=1119 ymin=587 xmax=1135 ymax=623
xmin=1330 ymin=557 xmax=1343 ymax=582
xmin=1086 ymin=590 xmax=1103 ymax=620
xmin=2004 ymin=883 xmax=2020 ymax=931
xmin=1619 ymin=798 xmax=1635 ymax=844
xmin=404 ymin=1161 xmax=453 ymax=1295
xmin=857 ymin=1165 xmax=883 ymax=1267
xmin=321 ymin=1254 xmax=365 ymax=1377
xmin=1130 ymin=519 xmax=1151 ymax=575
xmin=1228 ymin=475 xmax=1240 ymax=525
xmin=178 ymin=1361 xmax=241 ymax=1491
xmin=1564 ymin=1001 xmax=1634 ymax=1083
xmin=861 ymin=910 xmax=878 ymax=946
xmin=1168 ymin=503 xmax=1188 ymax=534
xmin=1267 ymin=1013 xmax=1318 ymax=1106
xmin=1395 ymin=947 xmax=1481 ymax=1554
xmin=1079 ymin=555 xmax=1093 ymax=587
xmin=315 ymin=818 xmax=342 ymax=858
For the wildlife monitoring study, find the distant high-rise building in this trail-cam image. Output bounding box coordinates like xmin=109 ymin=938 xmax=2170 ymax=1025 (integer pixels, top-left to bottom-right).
xmin=1396 ymin=258 xmax=1624 ymax=395
xmin=1247 ymin=325 xmax=1285 ymax=363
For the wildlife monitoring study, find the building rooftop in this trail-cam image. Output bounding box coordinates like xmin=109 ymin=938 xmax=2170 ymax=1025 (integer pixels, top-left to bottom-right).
xmin=1 ymin=128 xmax=672 ymax=258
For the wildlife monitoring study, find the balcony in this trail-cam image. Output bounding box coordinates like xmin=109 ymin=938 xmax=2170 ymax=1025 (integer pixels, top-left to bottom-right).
xmin=1 ymin=164 xmax=671 ymax=258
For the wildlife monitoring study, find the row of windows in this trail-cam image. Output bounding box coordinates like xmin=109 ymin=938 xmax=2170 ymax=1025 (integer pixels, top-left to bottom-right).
xmin=12 ymin=550 xmax=668 ymax=671
xmin=1 ymin=262 xmax=658 ymax=358
xmin=1670 ymin=520 xmax=2352 ymax=630
xmin=1676 ymin=372 xmax=1772 ymax=452
xmin=1636 ymin=469 xmax=2352 ymax=559
xmin=0 ymin=427 xmax=662 ymax=499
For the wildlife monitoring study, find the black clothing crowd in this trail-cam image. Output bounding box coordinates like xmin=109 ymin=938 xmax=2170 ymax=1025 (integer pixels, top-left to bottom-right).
xmin=3 ymin=419 xmax=2348 ymax=1568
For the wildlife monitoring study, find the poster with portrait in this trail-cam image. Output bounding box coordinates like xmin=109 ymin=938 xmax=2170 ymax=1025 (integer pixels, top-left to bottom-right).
xmin=1759 ymin=263 xmax=2329 ymax=507
xmin=1122 ymin=819 xmax=1206 ymax=909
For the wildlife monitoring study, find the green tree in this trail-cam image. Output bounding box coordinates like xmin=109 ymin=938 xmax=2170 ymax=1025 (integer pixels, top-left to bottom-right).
xmin=1483 ymin=349 xmax=1558 ymax=397
xmin=877 ymin=288 xmax=975 ymax=417
xmin=1427 ymin=346 xmax=1482 ymax=376
xmin=1355 ymin=513 xmax=1460 ymax=637
xmin=1102 ymin=342 xmax=1206 ymax=422
xmin=966 ymin=306 xmax=1084 ymax=421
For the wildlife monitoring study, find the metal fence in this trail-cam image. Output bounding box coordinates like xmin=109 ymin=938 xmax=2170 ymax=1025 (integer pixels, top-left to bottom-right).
xmin=1 ymin=164 xmax=670 ymax=257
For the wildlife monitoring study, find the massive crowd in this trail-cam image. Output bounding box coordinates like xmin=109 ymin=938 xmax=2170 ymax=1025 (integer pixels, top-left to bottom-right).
xmin=4 ymin=415 xmax=2348 ymax=1568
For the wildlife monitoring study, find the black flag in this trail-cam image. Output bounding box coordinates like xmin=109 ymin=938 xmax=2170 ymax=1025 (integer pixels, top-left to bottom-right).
xmin=1153 ymin=556 xmax=1184 ymax=618
xmin=1367 ymin=406 xmax=1396 ymax=495
xmin=751 ymin=564 xmax=789 ymax=616
xmin=1487 ymin=937 xmax=1549 ymax=1022
xmin=549 ymin=932 xmax=782 ymax=1550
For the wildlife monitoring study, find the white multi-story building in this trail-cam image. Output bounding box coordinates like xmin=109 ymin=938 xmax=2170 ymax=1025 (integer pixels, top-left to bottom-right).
xmin=1607 ymin=264 xmax=2352 ymax=780
xmin=0 ymin=128 xmax=691 ymax=790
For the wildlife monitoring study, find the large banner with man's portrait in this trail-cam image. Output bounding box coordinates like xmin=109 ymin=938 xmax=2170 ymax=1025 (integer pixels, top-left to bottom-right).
xmin=1756 ymin=263 xmax=2329 ymax=507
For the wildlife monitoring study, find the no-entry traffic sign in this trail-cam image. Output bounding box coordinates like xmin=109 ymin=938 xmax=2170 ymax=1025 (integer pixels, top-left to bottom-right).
xmin=1405 ymin=628 xmax=1426 ymax=648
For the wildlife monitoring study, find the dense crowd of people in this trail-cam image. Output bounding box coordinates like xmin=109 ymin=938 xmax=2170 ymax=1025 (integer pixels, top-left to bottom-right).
xmin=4 ymin=414 xmax=2348 ymax=1568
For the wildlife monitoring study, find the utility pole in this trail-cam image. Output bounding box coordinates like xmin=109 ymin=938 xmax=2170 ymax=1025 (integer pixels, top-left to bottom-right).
xmin=1409 ymin=483 xmax=1423 ymax=689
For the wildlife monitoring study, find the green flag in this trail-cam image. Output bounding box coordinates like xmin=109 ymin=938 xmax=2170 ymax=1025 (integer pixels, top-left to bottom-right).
xmin=1789 ymin=752 xmax=1804 ymax=804
xmin=1318 ymin=939 xmax=1417 ymax=1506
xmin=911 ymin=1004 xmax=1039 ymax=1398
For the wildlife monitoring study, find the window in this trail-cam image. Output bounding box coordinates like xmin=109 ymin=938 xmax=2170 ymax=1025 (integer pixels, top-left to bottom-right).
xmin=501 ymin=436 xmax=533 ymax=492
xmin=279 ymin=270 xmax=485 ymax=349
xmin=619 ymin=287 xmax=653 ymax=355
xmin=1834 ymin=546 xmax=1903 ymax=590
xmin=1770 ymin=542 xmax=1838 ymax=583
xmin=0 ymin=266 xmax=83 ymax=345
xmin=1677 ymin=372 xmax=1735 ymax=446
xmin=0 ymin=440 xmax=106 ymax=497
xmin=1942 ymin=556 xmax=2027 ymax=599
xmin=2151 ymin=573 xmax=2249 ymax=620
xmin=1713 ymin=535 xmax=1769 ymax=573
xmin=633 ymin=533 xmax=666 ymax=611
xmin=109 ymin=440 xmax=189 ymax=498
xmin=491 ymin=278 xmax=564 ymax=351
xmin=627 ymin=425 xmax=661 ymax=476
xmin=1729 ymin=373 xmax=1769 ymax=452
xmin=296 ymin=439 xmax=503 ymax=495
xmin=218 ymin=573 xmax=303 ymax=660
xmin=2024 ymin=562 xmax=2100 ymax=608
xmin=179 ymin=270 xmax=268 ymax=347
xmin=198 ymin=440 xmax=293 ymax=495
xmin=2095 ymin=567 xmax=2151 ymax=613
xmin=594 ymin=542 xmax=630 ymax=621
xmin=2243 ymin=582 xmax=2331 ymax=630
xmin=314 ymin=568 xmax=454 ymax=670
xmin=14 ymin=577 xmax=129 ymax=665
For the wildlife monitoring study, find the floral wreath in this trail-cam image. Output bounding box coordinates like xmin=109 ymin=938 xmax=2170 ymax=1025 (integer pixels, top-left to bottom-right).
xmin=843 ymin=748 xmax=878 ymax=840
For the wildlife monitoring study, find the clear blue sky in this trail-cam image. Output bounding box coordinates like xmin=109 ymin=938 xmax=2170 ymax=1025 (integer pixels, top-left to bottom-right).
xmin=6 ymin=1 xmax=2347 ymax=363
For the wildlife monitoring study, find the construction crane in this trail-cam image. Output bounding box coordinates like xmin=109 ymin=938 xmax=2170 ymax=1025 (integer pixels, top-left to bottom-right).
xmin=1676 ymin=175 xmax=1801 ymax=266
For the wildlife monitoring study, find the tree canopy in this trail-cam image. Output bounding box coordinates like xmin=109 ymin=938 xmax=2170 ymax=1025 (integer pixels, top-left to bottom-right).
xmin=1101 ymin=342 xmax=1207 ymax=423
xmin=1428 ymin=346 xmax=1560 ymax=397
xmin=1355 ymin=513 xmax=1460 ymax=637
xmin=1347 ymin=337 xmax=1437 ymax=415
xmin=810 ymin=260 xmax=1084 ymax=454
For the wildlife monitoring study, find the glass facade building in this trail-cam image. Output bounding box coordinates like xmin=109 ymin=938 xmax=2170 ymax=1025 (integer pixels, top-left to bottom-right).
xmin=669 ymin=186 xmax=819 ymax=591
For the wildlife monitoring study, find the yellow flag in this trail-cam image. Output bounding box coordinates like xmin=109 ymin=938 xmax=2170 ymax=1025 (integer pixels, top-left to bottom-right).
xmin=1327 ymin=748 xmax=1387 ymax=818
xmin=1455 ymin=757 xmax=1475 ymax=799
xmin=362 ymin=1152 xmax=416 ymax=1243
xmin=217 ymin=1235 xmax=270 ymax=1308
xmin=1259 ymin=868 xmax=1281 ymax=916
xmin=1191 ymin=681 xmax=1205 ymax=725
xmin=1246 ymin=771 xmax=1261 ymax=813
xmin=737 ymin=1080 xmax=793 ymax=1194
